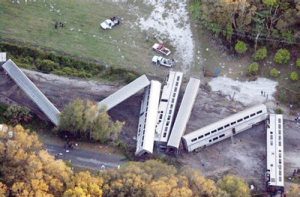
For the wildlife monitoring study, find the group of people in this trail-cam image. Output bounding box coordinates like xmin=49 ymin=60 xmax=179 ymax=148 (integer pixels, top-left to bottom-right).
xmin=54 ymin=21 xmax=65 ymax=29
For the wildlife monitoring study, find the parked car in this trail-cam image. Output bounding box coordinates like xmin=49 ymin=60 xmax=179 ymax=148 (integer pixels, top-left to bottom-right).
xmin=100 ymin=16 xmax=120 ymax=30
xmin=152 ymin=56 xmax=175 ymax=68
xmin=152 ymin=43 xmax=171 ymax=56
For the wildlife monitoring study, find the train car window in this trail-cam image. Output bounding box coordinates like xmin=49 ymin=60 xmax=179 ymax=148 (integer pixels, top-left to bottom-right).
xmin=198 ymin=135 xmax=203 ymax=139
xmin=257 ymin=110 xmax=262 ymax=114
xmin=205 ymin=132 xmax=210 ymax=136
xmin=163 ymin=133 xmax=167 ymax=137
xmin=177 ymin=76 xmax=180 ymax=81
xmin=219 ymin=134 xmax=225 ymax=138
xmin=218 ymin=127 xmax=223 ymax=131
xmin=244 ymin=116 xmax=249 ymax=120
xmin=278 ymin=118 xmax=281 ymax=123
xmin=209 ymin=139 xmax=212 ymax=142
xmin=237 ymin=119 xmax=243 ymax=122
xmin=191 ymin=138 xmax=197 ymax=142
xmin=224 ymin=124 xmax=230 ymax=128
xmin=250 ymin=113 xmax=255 ymax=117
xmin=213 ymin=137 xmax=218 ymax=141
xmin=174 ymin=87 xmax=177 ymax=92
xmin=231 ymin=122 xmax=236 ymax=125
xmin=173 ymin=93 xmax=176 ymax=97
xmin=161 ymin=99 xmax=168 ymax=102
xmin=211 ymin=130 xmax=217 ymax=133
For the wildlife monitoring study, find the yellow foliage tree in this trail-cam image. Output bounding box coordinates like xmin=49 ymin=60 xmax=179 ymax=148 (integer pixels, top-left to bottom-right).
xmin=217 ymin=175 xmax=250 ymax=197
xmin=0 ymin=182 xmax=8 ymax=197
xmin=64 ymin=171 xmax=104 ymax=197
xmin=288 ymin=184 xmax=300 ymax=197
xmin=0 ymin=125 xmax=72 ymax=197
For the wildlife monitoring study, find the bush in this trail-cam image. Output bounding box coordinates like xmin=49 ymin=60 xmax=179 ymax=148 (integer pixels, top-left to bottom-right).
xmin=4 ymin=105 xmax=32 ymax=125
xmin=296 ymin=58 xmax=300 ymax=68
xmin=274 ymin=49 xmax=291 ymax=64
xmin=36 ymin=59 xmax=59 ymax=73
xmin=290 ymin=71 xmax=299 ymax=81
xmin=248 ymin=62 xmax=259 ymax=75
xmin=270 ymin=68 xmax=280 ymax=78
xmin=275 ymin=108 xmax=283 ymax=114
xmin=234 ymin=40 xmax=247 ymax=54
xmin=253 ymin=47 xmax=267 ymax=61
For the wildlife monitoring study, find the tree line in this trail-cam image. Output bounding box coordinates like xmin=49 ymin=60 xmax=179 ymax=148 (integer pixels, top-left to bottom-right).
xmin=190 ymin=0 xmax=300 ymax=46
xmin=0 ymin=123 xmax=299 ymax=196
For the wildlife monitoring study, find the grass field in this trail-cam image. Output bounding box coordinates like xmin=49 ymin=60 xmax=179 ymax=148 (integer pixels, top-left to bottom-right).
xmin=0 ymin=0 xmax=166 ymax=76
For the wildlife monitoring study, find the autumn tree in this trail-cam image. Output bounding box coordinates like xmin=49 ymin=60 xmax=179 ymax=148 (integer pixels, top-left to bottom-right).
xmin=288 ymin=184 xmax=300 ymax=197
xmin=0 ymin=125 xmax=73 ymax=196
xmin=64 ymin=171 xmax=104 ymax=197
xmin=0 ymin=182 xmax=8 ymax=197
xmin=59 ymin=99 xmax=124 ymax=142
xmin=217 ymin=175 xmax=250 ymax=197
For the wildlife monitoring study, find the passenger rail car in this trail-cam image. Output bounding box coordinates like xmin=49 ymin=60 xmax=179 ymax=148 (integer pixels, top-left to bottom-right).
xmin=155 ymin=71 xmax=183 ymax=144
xmin=182 ymin=104 xmax=268 ymax=152
xmin=266 ymin=114 xmax=284 ymax=195
xmin=135 ymin=80 xmax=161 ymax=156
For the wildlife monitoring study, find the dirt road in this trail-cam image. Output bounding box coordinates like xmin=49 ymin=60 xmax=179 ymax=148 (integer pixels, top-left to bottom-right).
xmin=1 ymin=68 xmax=299 ymax=190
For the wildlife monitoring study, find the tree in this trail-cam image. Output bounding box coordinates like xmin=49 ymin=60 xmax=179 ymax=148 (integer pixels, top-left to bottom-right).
xmin=262 ymin=0 xmax=278 ymax=7
xmin=290 ymin=71 xmax=299 ymax=81
xmin=64 ymin=171 xmax=103 ymax=197
xmin=274 ymin=49 xmax=291 ymax=64
xmin=217 ymin=175 xmax=250 ymax=197
xmin=296 ymin=58 xmax=300 ymax=68
xmin=248 ymin=62 xmax=259 ymax=75
xmin=253 ymin=47 xmax=267 ymax=61
xmin=59 ymin=99 xmax=124 ymax=142
xmin=4 ymin=105 xmax=32 ymax=125
xmin=235 ymin=41 xmax=247 ymax=54
xmin=270 ymin=68 xmax=280 ymax=78
xmin=0 ymin=182 xmax=8 ymax=197
xmin=288 ymin=184 xmax=300 ymax=197
xmin=0 ymin=125 xmax=72 ymax=196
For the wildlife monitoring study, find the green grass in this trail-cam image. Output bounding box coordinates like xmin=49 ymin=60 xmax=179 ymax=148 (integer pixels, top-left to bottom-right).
xmin=0 ymin=0 xmax=157 ymax=75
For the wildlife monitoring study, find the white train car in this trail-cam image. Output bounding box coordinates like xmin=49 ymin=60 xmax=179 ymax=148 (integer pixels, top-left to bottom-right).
xmin=155 ymin=71 xmax=183 ymax=144
xmin=135 ymin=80 xmax=161 ymax=156
xmin=266 ymin=114 xmax=284 ymax=195
xmin=182 ymin=104 xmax=268 ymax=152
xmin=98 ymin=75 xmax=150 ymax=111
xmin=167 ymin=78 xmax=200 ymax=150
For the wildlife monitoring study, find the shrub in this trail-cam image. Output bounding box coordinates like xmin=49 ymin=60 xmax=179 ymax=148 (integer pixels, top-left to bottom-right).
xmin=36 ymin=59 xmax=59 ymax=73
xmin=4 ymin=105 xmax=32 ymax=125
xmin=296 ymin=58 xmax=300 ymax=68
xmin=274 ymin=49 xmax=291 ymax=64
xmin=290 ymin=71 xmax=299 ymax=81
xmin=270 ymin=68 xmax=280 ymax=78
xmin=253 ymin=47 xmax=267 ymax=61
xmin=235 ymin=40 xmax=247 ymax=54
xmin=275 ymin=108 xmax=283 ymax=114
xmin=248 ymin=62 xmax=259 ymax=75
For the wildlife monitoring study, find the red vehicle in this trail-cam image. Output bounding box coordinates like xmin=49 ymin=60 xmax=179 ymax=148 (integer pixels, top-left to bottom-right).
xmin=152 ymin=43 xmax=171 ymax=56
